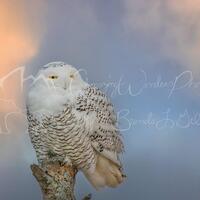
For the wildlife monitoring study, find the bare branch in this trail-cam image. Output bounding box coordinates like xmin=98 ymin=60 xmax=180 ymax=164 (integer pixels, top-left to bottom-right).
xmin=31 ymin=163 xmax=77 ymax=200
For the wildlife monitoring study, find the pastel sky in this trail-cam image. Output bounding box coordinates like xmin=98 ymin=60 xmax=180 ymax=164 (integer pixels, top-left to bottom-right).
xmin=1 ymin=1 xmax=200 ymax=200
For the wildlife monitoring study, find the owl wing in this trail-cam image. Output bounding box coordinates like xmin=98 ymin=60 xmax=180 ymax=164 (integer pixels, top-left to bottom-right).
xmin=27 ymin=109 xmax=48 ymax=163
xmin=74 ymin=85 xmax=124 ymax=167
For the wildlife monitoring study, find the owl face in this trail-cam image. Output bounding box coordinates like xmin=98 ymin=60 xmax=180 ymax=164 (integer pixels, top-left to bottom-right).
xmin=28 ymin=62 xmax=87 ymax=116
xmin=35 ymin=63 xmax=84 ymax=91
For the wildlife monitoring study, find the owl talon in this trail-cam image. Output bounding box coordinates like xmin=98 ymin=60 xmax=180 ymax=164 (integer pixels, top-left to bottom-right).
xmin=63 ymin=156 xmax=73 ymax=167
xmin=43 ymin=152 xmax=65 ymax=166
xmin=47 ymin=150 xmax=57 ymax=158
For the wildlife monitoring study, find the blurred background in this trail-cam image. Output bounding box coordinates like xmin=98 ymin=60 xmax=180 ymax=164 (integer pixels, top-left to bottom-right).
xmin=1 ymin=0 xmax=200 ymax=199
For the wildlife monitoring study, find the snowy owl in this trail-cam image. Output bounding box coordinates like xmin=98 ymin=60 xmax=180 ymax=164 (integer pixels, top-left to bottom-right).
xmin=27 ymin=62 xmax=125 ymax=189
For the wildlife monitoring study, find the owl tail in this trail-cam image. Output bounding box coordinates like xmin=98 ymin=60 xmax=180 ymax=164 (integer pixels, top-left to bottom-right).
xmin=84 ymin=154 xmax=125 ymax=190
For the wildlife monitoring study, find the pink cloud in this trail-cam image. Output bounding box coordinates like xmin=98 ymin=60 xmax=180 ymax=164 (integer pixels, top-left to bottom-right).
xmin=0 ymin=0 xmax=46 ymax=114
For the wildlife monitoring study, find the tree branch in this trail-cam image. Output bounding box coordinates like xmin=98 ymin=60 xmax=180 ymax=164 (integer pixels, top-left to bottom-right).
xmin=31 ymin=162 xmax=77 ymax=200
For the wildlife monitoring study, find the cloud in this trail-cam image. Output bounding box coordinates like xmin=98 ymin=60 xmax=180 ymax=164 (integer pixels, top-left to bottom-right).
xmin=123 ymin=0 xmax=200 ymax=72
xmin=0 ymin=0 xmax=46 ymax=74
xmin=0 ymin=0 xmax=46 ymax=115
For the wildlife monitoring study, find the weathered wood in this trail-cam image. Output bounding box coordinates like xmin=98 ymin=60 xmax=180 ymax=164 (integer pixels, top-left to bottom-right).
xmin=31 ymin=162 xmax=77 ymax=200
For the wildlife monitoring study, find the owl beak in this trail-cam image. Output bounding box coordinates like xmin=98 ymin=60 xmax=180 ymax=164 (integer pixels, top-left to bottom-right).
xmin=64 ymin=81 xmax=67 ymax=90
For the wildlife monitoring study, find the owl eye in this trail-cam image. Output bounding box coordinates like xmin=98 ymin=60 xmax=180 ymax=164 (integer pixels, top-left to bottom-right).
xmin=69 ymin=74 xmax=74 ymax=79
xmin=48 ymin=75 xmax=58 ymax=79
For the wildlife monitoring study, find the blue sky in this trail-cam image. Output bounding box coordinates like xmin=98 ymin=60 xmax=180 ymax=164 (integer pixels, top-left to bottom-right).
xmin=1 ymin=0 xmax=200 ymax=199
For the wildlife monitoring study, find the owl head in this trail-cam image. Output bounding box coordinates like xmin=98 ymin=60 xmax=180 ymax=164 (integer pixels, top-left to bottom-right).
xmin=34 ymin=62 xmax=86 ymax=91
xmin=27 ymin=62 xmax=88 ymax=115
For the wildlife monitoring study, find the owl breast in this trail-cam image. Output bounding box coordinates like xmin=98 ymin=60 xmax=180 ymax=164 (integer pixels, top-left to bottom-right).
xmin=28 ymin=106 xmax=96 ymax=172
